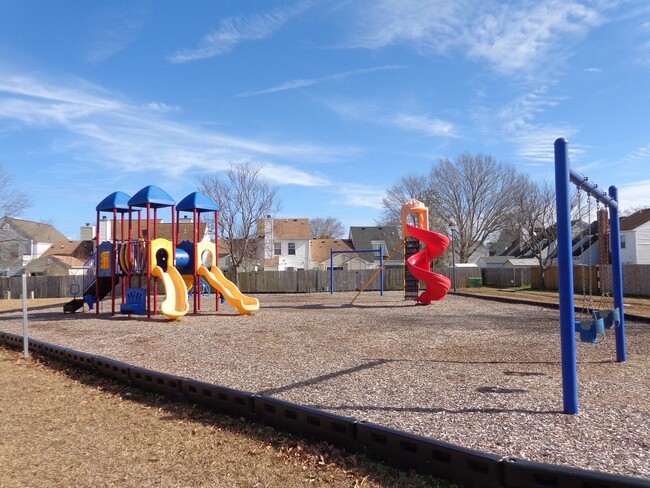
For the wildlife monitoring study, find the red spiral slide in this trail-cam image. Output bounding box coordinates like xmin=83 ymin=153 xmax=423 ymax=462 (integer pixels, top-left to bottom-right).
xmin=405 ymin=224 xmax=452 ymax=304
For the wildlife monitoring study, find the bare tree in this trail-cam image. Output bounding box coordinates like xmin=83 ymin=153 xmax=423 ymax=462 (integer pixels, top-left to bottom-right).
xmin=198 ymin=163 xmax=281 ymax=284
xmin=1 ymin=163 xmax=31 ymax=218
xmin=378 ymin=173 xmax=445 ymax=230
xmin=429 ymin=153 xmax=527 ymax=263
xmin=310 ymin=217 xmax=345 ymax=239
xmin=507 ymin=179 xmax=559 ymax=287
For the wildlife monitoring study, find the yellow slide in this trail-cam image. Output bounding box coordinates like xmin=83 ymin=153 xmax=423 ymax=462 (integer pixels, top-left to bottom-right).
xmin=151 ymin=265 xmax=190 ymax=320
xmin=198 ymin=265 xmax=259 ymax=315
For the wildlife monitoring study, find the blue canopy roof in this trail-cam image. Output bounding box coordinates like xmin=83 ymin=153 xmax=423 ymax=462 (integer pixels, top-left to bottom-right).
xmin=176 ymin=192 xmax=218 ymax=213
xmin=96 ymin=191 xmax=132 ymax=212
xmin=128 ymin=185 xmax=175 ymax=208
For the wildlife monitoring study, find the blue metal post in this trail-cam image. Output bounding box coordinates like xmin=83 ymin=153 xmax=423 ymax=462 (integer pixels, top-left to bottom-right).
xmin=608 ymin=186 xmax=627 ymax=362
xmin=379 ymin=245 xmax=384 ymax=296
xmin=554 ymin=138 xmax=579 ymax=414
xmin=330 ymin=249 xmax=334 ymax=294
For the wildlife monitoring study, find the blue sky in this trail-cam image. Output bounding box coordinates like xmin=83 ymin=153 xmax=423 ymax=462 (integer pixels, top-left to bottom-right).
xmin=1 ymin=0 xmax=650 ymax=239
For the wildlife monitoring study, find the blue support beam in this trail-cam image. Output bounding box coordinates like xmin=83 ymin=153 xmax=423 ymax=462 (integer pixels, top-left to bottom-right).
xmin=554 ymin=138 xmax=627 ymax=414
xmin=554 ymin=138 xmax=579 ymax=414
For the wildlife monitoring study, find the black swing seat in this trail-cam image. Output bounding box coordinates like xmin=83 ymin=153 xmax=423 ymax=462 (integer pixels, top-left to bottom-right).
xmin=575 ymin=317 xmax=605 ymax=343
xmin=592 ymin=308 xmax=620 ymax=330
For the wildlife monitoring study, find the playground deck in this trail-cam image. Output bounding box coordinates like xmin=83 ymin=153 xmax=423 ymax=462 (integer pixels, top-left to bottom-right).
xmin=1 ymin=292 xmax=648 ymax=479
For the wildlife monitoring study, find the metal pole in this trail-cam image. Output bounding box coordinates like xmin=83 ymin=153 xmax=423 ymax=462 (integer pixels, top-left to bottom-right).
xmin=608 ymin=186 xmax=627 ymax=362
xmin=451 ymin=228 xmax=457 ymax=292
xmin=330 ymin=249 xmax=334 ymax=294
xmin=22 ymin=273 xmax=29 ymax=359
xmin=554 ymin=137 xmax=579 ymax=414
xmin=379 ymin=245 xmax=384 ymax=296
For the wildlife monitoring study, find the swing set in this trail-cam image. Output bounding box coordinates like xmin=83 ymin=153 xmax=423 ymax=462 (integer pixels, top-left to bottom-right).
xmin=555 ymin=138 xmax=627 ymax=414
xmin=574 ymin=191 xmax=621 ymax=344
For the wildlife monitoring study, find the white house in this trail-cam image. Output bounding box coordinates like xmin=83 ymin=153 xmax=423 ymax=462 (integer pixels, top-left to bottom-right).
xmin=0 ymin=217 xmax=68 ymax=276
xmin=619 ymin=208 xmax=650 ymax=264
xmin=259 ymin=217 xmax=311 ymax=271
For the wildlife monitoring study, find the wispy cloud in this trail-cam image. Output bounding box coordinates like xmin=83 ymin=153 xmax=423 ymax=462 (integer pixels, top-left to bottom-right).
xmin=336 ymin=183 xmax=386 ymax=208
xmin=260 ymin=164 xmax=329 ymax=186
xmin=621 ymin=144 xmax=650 ymax=163
xmin=390 ymin=114 xmax=458 ymax=138
xmin=345 ymin=0 xmax=609 ymax=76
xmin=0 ymin=69 xmax=348 ymax=184
xmin=168 ymin=1 xmax=313 ymax=63
xmin=619 ymin=179 xmax=650 ymax=210
xmin=329 ymin=100 xmax=459 ymax=139
xmin=84 ymin=7 xmax=149 ymax=63
xmin=237 ymin=65 xmax=405 ymax=97
xmin=465 ymin=1 xmax=603 ymax=75
xmin=493 ymin=87 xmax=579 ymax=163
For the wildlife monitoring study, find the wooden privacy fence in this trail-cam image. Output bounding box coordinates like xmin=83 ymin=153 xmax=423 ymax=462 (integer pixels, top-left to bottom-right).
xmin=2 ymin=264 xmax=649 ymax=298
xmin=228 ymin=268 xmax=406 ymax=294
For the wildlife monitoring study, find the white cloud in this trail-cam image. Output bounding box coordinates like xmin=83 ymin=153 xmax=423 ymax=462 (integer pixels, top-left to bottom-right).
xmin=0 ymin=69 xmax=347 ymax=184
xmin=84 ymin=8 xmax=148 ymax=63
xmin=465 ymin=1 xmax=603 ymax=75
xmin=237 ymin=65 xmax=405 ymax=97
xmin=493 ymin=87 xmax=579 ymax=163
xmin=145 ymin=102 xmax=180 ymax=112
xmin=618 ymin=179 xmax=650 ymax=210
xmin=391 ymin=114 xmax=458 ymax=138
xmin=346 ymin=0 xmax=608 ymax=76
xmin=622 ymin=144 xmax=650 ymax=163
xmin=260 ymin=164 xmax=329 ymax=186
xmin=328 ymin=100 xmax=458 ymax=139
xmin=168 ymin=1 xmax=313 ymax=63
xmin=336 ymin=183 xmax=386 ymax=208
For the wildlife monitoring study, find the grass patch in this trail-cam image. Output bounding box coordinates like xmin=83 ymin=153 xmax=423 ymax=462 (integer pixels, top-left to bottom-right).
xmin=0 ymin=347 xmax=451 ymax=487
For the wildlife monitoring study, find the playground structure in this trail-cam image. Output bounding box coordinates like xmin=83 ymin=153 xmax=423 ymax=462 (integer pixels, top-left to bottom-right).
xmin=401 ymin=200 xmax=452 ymax=304
xmin=63 ymin=185 xmax=258 ymax=319
xmin=341 ymin=199 xmax=451 ymax=305
xmin=554 ymin=138 xmax=626 ymax=414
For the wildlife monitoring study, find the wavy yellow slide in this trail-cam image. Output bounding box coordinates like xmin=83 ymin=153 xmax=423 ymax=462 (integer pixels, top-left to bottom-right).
xmin=198 ymin=265 xmax=259 ymax=315
xmin=151 ymin=265 xmax=190 ymax=320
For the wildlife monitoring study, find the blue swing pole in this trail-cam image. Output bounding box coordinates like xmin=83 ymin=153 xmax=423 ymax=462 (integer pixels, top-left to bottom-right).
xmin=608 ymin=186 xmax=627 ymax=362
xmin=554 ymin=138 xmax=579 ymax=414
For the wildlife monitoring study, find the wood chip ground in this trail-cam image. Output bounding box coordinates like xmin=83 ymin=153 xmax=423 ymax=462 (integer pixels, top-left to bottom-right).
xmin=1 ymin=291 xmax=648 ymax=479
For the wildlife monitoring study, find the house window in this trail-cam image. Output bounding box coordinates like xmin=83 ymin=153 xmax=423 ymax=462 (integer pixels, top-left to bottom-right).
xmin=274 ymin=242 xmax=281 ymax=255
xmin=371 ymin=240 xmax=387 ymax=257
xmin=620 ymin=235 xmax=626 ymax=249
xmin=288 ymin=242 xmax=296 ymax=255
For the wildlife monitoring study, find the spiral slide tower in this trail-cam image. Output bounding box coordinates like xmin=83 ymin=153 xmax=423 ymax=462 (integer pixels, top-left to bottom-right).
xmin=401 ymin=200 xmax=451 ymax=305
xmin=405 ymin=224 xmax=451 ymax=304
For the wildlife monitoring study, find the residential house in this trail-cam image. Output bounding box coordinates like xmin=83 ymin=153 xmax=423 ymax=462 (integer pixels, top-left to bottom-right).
xmin=310 ymin=238 xmax=370 ymax=270
xmin=0 ymin=217 xmax=68 ymax=276
xmin=24 ymin=240 xmax=94 ymax=276
xmin=259 ymin=218 xmax=311 ymax=271
xmin=619 ymin=208 xmax=650 ymax=264
xmin=348 ymin=226 xmax=404 ymax=268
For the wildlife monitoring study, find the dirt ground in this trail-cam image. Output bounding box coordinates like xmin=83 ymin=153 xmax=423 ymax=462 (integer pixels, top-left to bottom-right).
xmin=0 ymin=346 xmax=444 ymax=488
xmin=1 ymin=288 xmax=649 ymax=482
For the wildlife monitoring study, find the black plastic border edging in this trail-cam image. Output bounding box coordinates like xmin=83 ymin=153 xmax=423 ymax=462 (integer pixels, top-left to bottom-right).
xmin=92 ymin=355 xmax=131 ymax=382
xmin=129 ymin=365 xmax=185 ymax=401
xmin=357 ymin=421 xmax=503 ymax=488
xmin=502 ymin=457 xmax=650 ymax=488
xmin=181 ymin=378 xmax=257 ymax=420
xmin=1 ymin=333 xmax=649 ymax=488
xmin=254 ymin=395 xmax=359 ymax=453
